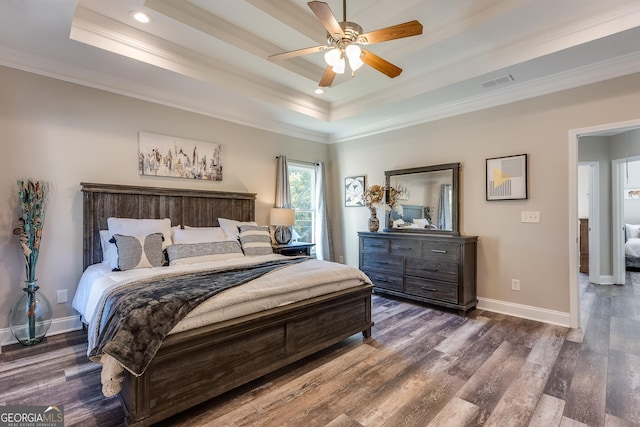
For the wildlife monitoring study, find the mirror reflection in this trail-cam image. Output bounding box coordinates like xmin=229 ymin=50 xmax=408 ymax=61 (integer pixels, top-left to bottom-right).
xmin=385 ymin=163 xmax=460 ymax=235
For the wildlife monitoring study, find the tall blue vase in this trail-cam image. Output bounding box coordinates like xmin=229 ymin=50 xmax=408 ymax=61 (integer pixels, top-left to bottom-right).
xmin=9 ymin=281 xmax=52 ymax=346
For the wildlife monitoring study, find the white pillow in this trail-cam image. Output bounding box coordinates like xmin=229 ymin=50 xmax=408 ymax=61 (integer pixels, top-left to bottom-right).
xmin=218 ymin=218 xmax=258 ymax=240
xmin=107 ymin=218 xmax=172 ymax=249
xmin=626 ymin=223 xmax=640 ymax=239
xmin=413 ymin=218 xmax=429 ymax=228
xmin=167 ymin=241 xmax=244 ymax=265
xmin=99 ymin=230 xmax=118 ymax=269
xmin=393 ymin=218 xmax=405 ymax=228
xmin=173 ymin=227 xmax=228 ymax=244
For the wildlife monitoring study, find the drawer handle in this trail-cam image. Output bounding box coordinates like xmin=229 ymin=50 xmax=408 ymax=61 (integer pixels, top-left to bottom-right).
xmin=370 ymin=244 xmax=386 ymax=248
xmin=431 ymin=249 xmax=447 ymax=254
xmin=420 ymin=287 xmax=437 ymax=292
xmin=421 ymin=266 xmax=438 ymax=272
xmin=396 ymin=246 xmax=413 ymax=250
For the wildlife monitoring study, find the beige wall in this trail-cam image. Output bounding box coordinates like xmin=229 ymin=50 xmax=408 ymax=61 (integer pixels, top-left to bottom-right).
xmin=331 ymin=72 xmax=640 ymax=314
xmin=4 ymin=63 xmax=640 ymax=337
xmin=0 ymin=66 xmax=329 ymax=333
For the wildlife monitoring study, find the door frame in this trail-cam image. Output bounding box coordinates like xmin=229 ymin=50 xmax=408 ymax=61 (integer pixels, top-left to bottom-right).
xmin=569 ymin=118 xmax=640 ymax=328
xmin=578 ymin=162 xmax=600 ymax=283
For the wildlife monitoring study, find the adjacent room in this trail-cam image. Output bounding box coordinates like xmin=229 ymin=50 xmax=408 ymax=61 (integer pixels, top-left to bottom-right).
xmin=2 ymin=1 xmax=640 ymax=426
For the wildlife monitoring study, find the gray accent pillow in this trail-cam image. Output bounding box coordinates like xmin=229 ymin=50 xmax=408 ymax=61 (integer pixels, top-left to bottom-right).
xmin=239 ymin=225 xmax=273 ymax=256
xmin=111 ymin=233 xmax=164 ymax=271
xmin=166 ymin=241 xmax=244 ymax=265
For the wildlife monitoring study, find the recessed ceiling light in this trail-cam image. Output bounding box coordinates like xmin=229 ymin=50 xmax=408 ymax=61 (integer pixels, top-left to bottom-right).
xmin=314 ymin=88 xmax=324 ymax=94
xmin=132 ymin=11 xmax=151 ymax=24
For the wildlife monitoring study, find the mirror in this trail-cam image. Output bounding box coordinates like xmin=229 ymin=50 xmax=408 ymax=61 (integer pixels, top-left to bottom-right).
xmin=384 ymin=163 xmax=460 ymax=235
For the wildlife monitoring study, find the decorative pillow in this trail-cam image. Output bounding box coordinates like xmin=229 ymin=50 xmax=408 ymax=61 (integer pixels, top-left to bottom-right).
xmin=107 ymin=218 xmax=173 ymax=249
xmin=413 ymin=218 xmax=429 ymax=228
xmin=167 ymin=241 xmax=244 ymax=265
xmin=393 ymin=218 xmax=405 ymax=228
xmin=100 ymin=230 xmax=118 ymax=269
xmin=626 ymin=223 xmax=640 ymax=240
xmin=172 ymin=227 xmax=228 ymax=244
xmin=218 ymin=218 xmax=258 ymax=240
xmin=111 ymin=233 xmax=164 ymax=271
xmin=238 ymin=225 xmax=273 ymax=256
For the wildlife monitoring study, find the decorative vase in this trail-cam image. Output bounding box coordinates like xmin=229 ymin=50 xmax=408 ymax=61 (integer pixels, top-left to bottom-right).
xmin=9 ymin=281 xmax=52 ymax=346
xmin=368 ymin=208 xmax=380 ymax=232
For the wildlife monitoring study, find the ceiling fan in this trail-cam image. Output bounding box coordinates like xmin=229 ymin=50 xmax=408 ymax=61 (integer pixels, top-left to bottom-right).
xmin=268 ymin=1 xmax=423 ymax=87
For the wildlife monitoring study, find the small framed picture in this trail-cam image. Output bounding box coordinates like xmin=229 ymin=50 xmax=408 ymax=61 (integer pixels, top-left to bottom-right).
xmin=345 ymin=176 xmax=366 ymax=207
xmin=625 ymin=189 xmax=640 ymax=199
xmin=486 ymin=154 xmax=528 ymax=201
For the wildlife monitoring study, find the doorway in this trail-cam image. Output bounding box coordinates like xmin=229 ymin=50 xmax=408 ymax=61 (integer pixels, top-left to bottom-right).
xmin=569 ymin=119 xmax=640 ymax=329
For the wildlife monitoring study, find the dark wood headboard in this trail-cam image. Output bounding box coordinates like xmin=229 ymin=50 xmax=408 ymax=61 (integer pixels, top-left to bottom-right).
xmin=81 ymin=182 xmax=256 ymax=269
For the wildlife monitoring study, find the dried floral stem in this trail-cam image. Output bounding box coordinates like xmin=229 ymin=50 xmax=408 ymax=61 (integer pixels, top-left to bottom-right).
xmin=13 ymin=179 xmax=50 ymax=283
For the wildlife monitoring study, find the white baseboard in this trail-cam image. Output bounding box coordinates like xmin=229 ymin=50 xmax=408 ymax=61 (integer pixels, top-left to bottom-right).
xmin=0 ymin=315 xmax=83 ymax=352
xmin=477 ymin=297 xmax=570 ymax=327
xmin=597 ymin=275 xmax=615 ymax=285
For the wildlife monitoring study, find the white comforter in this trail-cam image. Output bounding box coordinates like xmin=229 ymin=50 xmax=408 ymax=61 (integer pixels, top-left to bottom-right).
xmin=72 ymin=254 xmax=371 ymax=396
xmin=625 ymin=237 xmax=640 ymax=257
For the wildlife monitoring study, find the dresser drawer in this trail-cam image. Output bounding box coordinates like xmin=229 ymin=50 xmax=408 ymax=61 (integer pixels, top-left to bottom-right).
xmin=363 ymin=269 xmax=403 ymax=292
xmin=405 ymin=257 xmax=458 ymax=282
xmin=362 ymin=237 xmax=390 ymax=254
xmin=361 ymin=253 xmax=403 ymax=274
xmin=421 ymin=241 xmax=459 ymax=262
xmin=390 ymin=239 xmax=421 ymax=256
xmin=405 ymin=277 xmax=458 ymax=303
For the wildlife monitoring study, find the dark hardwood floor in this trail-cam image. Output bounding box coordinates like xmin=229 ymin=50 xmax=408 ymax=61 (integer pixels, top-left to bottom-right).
xmin=1 ymin=272 xmax=639 ymax=426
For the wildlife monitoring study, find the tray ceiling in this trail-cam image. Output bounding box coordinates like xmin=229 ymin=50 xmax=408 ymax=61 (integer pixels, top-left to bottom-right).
xmin=1 ymin=0 xmax=640 ymax=142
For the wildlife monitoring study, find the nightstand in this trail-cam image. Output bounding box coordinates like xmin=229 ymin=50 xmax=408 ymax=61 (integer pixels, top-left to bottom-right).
xmin=272 ymin=242 xmax=315 ymax=256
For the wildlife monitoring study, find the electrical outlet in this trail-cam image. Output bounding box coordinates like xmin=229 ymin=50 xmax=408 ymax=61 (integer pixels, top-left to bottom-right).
xmin=57 ymin=289 xmax=68 ymax=303
xmin=511 ymin=279 xmax=520 ymax=291
xmin=339 ymin=255 xmax=344 ymax=263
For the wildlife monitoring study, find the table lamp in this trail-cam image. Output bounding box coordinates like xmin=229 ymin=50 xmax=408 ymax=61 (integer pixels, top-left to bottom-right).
xmin=270 ymin=208 xmax=295 ymax=244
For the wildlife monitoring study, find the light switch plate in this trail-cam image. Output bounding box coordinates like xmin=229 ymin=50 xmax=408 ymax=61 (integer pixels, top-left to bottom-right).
xmin=521 ymin=211 xmax=540 ymax=223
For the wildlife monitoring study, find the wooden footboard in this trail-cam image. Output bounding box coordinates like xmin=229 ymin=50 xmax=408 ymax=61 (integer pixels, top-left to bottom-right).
xmin=120 ymin=284 xmax=373 ymax=426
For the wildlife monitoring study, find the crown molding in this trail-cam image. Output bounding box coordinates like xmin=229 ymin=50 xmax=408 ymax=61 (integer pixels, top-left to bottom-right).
xmin=70 ymin=6 xmax=331 ymax=122
xmin=328 ymin=50 xmax=640 ymax=143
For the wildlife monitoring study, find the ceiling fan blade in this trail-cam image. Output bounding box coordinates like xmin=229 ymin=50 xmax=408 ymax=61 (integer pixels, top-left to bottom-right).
xmin=308 ymin=1 xmax=344 ymax=39
xmin=319 ymin=66 xmax=336 ymax=87
xmin=358 ymin=20 xmax=423 ymax=45
xmin=361 ymin=49 xmax=402 ymax=78
xmin=268 ymin=45 xmax=328 ymax=61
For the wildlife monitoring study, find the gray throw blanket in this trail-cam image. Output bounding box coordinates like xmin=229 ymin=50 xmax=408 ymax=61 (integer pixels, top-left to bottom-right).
xmin=88 ymin=257 xmax=309 ymax=376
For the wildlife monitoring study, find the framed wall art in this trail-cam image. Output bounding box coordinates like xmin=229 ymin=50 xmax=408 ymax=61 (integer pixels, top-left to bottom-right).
xmin=138 ymin=131 xmax=223 ymax=181
xmin=345 ymin=175 xmax=366 ymax=207
xmin=486 ymin=154 xmax=528 ymax=201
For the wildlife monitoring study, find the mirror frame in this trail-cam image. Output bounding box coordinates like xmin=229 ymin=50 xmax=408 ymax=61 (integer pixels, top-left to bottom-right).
xmin=384 ymin=162 xmax=460 ymax=235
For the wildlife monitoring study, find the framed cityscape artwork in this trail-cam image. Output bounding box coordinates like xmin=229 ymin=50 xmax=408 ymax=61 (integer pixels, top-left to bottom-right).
xmin=138 ymin=131 xmax=223 ymax=181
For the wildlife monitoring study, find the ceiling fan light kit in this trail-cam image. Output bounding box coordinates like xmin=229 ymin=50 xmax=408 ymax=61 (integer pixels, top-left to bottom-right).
xmin=268 ymin=1 xmax=423 ymax=88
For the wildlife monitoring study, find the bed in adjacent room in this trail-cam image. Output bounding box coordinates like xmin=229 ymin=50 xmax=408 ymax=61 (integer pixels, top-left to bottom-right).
xmin=76 ymin=182 xmax=373 ymax=427
xmin=625 ymin=223 xmax=640 ymax=268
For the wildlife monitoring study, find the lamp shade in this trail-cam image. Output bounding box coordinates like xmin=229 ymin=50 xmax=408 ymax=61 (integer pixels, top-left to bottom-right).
xmin=270 ymin=208 xmax=295 ymax=226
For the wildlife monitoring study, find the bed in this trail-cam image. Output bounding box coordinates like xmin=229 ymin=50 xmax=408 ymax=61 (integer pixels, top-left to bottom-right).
xmin=625 ymin=223 xmax=640 ymax=268
xmin=78 ymin=182 xmax=373 ymax=426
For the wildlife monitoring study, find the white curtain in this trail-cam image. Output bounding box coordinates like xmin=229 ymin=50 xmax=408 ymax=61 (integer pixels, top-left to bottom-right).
xmin=438 ymin=184 xmax=452 ymax=230
xmin=315 ymin=162 xmax=333 ymax=261
xmin=275 ymin=156 xmax=290 ymax=208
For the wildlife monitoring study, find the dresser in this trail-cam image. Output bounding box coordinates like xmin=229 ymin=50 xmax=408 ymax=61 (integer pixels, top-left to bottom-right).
xmin=358 ymin=231 xmax=478 ymax=315
xmin=579 ymin=218 xmax=589 ymax=274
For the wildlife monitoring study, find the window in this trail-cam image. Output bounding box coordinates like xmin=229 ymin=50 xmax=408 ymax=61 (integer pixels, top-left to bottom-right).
xmin=288 ymin=162 xmax=316 ymax=245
